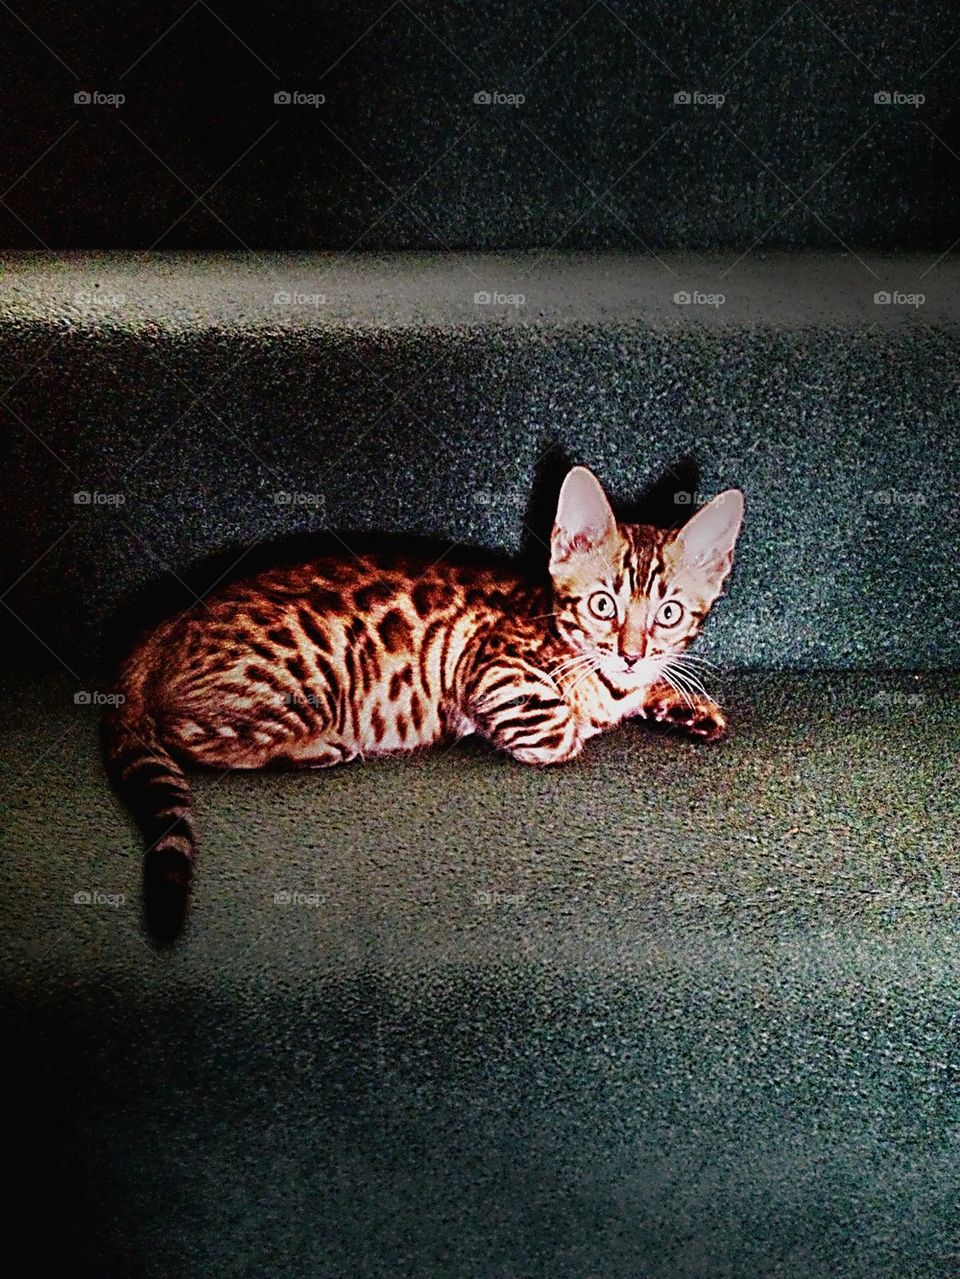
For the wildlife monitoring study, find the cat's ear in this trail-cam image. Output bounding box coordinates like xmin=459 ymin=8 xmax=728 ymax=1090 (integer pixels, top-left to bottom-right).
xmin=674 ymin=489 xmax=744 ymax=582
xmin=550 ymin=467 xmax=618 ymax=568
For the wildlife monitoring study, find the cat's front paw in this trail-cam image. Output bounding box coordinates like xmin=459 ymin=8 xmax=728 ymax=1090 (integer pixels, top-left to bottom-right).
xmin=642 ymin=691 xmax=728 ymax=742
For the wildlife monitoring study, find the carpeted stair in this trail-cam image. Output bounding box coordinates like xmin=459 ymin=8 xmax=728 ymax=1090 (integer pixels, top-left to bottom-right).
xmin=2 ymin=3 xmax=959 ymax=1271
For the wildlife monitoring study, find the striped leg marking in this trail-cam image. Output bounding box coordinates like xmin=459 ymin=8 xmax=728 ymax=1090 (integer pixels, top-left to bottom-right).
xmin=469 ymin=663 xmax=582 ymax=765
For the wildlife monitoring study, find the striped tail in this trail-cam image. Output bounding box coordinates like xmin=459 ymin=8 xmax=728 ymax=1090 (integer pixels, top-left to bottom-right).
xmin=102 ymin=666 xmax=195 ymax=941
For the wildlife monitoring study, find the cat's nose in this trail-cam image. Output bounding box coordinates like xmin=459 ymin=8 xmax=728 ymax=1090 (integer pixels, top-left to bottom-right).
xmin=623 ymin=655 xmax=640 ymax=669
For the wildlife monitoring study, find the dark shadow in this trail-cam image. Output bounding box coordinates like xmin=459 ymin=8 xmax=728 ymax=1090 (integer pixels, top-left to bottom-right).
xmin=103 ymin=529 xmax=523 ymax=672
xmin=105 ymin=454 xmax=706 ymax=670
xmin=141 ymin=852 xmax=192 ymax=947
xmin=618 ymin=453 xmax=701 ymax=529
xmin=518 ymin=439 xmax=576 ymax=574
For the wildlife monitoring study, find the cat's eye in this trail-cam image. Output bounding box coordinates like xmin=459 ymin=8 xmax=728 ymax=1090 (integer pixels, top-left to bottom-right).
xmin=656 ymin=600 xmax=684 ymax=627
xmin=588 ymin=591 xmax=617 ymax=620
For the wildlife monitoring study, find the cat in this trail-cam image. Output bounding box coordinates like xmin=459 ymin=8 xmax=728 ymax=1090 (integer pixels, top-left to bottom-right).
xmin=104 ymin=466 xmax=743 ymax=928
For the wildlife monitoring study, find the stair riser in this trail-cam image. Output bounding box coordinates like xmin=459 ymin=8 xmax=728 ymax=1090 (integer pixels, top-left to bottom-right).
xmin=3 ymin=321 xmax=956 ymax=670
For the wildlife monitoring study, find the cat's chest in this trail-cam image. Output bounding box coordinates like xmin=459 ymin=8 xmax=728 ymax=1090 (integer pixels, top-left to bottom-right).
xmin=569 ymin=675 xmax=648 ymax=738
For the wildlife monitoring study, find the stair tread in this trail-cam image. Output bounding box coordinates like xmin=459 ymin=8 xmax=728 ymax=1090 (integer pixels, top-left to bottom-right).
xmin=3 ymin=251 xmax=957 ymax=330
xmin=2 ymin=670 xmax=957 ymax=1278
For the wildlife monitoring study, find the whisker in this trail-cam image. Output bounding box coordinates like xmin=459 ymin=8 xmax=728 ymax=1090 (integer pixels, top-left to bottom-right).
xmin=664 ymin=652 xmax=710 ymax=679
xmin=663 ymin=656 xmax=702 ymax=690
xmin=662 ymin=670 xmax=694 ymax=709
xmin=556 ymin=666 xmax=596 ymax=692
xmin=567 ymin=661 xmax=600 ymax=696
xmin=664 ymin=663 xmax=709 ymax=703
xmin=552 ymin=653 xmax=592 ymax=671
xmin=664 ymin=657 xmax=708 ymax=693
xmin=668 ymin=667 xmax=709 ymax=699
xmin=671 ymin=653 xmax=717 ymax=671
xmin=558 ymin=675 xmax=590 ymax=693
xmin=552 ymin=654 xmax=595 ymax=678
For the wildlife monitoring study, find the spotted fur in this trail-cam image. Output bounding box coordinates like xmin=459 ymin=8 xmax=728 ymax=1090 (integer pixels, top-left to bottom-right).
xmin=104 ymin=468 xmax=743 ymax=920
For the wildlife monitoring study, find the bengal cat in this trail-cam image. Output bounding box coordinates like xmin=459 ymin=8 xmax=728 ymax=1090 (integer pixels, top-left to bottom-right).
xmin=105 ymin=467 xmax=743 ymax=921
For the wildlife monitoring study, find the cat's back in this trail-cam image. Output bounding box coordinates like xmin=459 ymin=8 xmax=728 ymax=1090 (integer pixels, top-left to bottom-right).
xmin=144 ymin=548 xmax=544 ymax=702
xmin=138 ymin=548 xmax=546 ymax=760
xmin=222 ymin=548 xmax=537 ymax=625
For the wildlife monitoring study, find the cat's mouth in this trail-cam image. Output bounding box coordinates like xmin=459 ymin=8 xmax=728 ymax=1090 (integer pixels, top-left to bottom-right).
xmin=599 ymin=654 xmax=665 ymax=684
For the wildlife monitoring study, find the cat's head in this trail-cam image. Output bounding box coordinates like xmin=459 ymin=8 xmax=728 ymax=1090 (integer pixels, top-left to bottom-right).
xmin=549 ymin=466 xmax=743 ymax=686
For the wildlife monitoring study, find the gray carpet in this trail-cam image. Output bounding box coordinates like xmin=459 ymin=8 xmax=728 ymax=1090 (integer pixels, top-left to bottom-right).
xmin=3 ymin=252 xmax=958 ymax=672
xmin=3 ymin=670 xmax=957 ymax=1278
xmin=2 ymin=2 xmax=956 ymax=251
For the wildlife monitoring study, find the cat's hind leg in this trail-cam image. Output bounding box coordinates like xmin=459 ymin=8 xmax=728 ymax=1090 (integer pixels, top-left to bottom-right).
xmin=166 ymin=714 xmax=357 ymax=770
xmin=271 ymin=739 xmax=359 ymax=769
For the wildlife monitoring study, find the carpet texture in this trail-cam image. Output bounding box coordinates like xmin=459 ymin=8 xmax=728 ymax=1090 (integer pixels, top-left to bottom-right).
xmin=2 ymin=2 xmax=957 ymax=250
xmin=2 ymin=671 xmax=957 ymax=1278
xmin=2 ymin=252 xmax=958 ymax=671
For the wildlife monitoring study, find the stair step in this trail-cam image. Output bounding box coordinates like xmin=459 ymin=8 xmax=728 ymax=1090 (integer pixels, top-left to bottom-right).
xmin=1 ymin=0 xmax=955 ymax=251
xmin=3 ymin=669 xmax=958 ymax=1278
xmin=2 ymin=252 xmax=957 ymax=671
